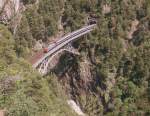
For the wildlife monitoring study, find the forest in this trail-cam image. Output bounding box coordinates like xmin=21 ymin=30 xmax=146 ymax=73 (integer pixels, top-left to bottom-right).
xmin=0 ymin=0 xmax=150 ymax=115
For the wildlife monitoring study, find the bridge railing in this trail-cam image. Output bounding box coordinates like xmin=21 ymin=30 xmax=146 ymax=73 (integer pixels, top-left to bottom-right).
xmin=33 ymin=24 xmax=96 ymax=68
xmin=47 ymin=24 xmax=96 ymax=50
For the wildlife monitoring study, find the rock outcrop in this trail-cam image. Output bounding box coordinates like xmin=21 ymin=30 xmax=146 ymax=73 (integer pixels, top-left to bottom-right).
xmin=0 ymin=0 xmax=21 ymax=23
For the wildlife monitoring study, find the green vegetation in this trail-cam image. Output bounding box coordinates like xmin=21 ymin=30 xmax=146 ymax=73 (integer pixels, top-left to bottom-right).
xmin=0 ymin=0 xmax=150 ymax=115
xmin=0 ymin=24 xmax=76 ymax=116
xmin=60 ymin=0 xmax=150 ymax=115
xmin=15 ymin=0 xmax=64 ymax=57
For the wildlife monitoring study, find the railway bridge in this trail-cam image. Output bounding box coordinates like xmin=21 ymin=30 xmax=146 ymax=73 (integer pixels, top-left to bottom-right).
xmin=31 ymin=24 xmax=97 ymax=75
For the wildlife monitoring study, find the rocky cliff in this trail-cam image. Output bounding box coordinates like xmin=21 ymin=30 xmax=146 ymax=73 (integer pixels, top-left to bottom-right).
xmin=0 ymin=0 xmax=20 ymax=22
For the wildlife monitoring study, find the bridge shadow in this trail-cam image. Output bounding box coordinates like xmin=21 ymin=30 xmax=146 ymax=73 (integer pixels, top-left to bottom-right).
xmin=47 ymin=53 xmax=77 ymax=78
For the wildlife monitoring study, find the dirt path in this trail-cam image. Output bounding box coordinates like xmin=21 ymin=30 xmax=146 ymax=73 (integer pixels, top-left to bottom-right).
xmin=28 ymin=50 xmax=44 ymax=65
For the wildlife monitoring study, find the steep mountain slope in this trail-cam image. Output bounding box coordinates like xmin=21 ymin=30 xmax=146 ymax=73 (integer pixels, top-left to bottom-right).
xmin=0 ymin=24 xmax=77 ymax=116
xmin=0 ymin=0 xmax=150 ymax=116
xmin=55 ymin=0 xmax=150 ymax=115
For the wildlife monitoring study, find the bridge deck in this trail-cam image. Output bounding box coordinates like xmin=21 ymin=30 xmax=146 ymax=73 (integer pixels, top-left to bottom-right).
xmin=29 ymin=24 xmax=96 ymax=68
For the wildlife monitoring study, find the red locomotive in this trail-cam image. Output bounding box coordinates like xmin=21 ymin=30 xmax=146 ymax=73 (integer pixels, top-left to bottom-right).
xmin=43 ymin=47 xmax=49 ymax=53
xmin=43 ymin=40 xmax=57 ymax=53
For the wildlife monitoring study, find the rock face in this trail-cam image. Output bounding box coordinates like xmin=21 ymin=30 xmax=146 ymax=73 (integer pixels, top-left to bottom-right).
xmin=67 ymin=100 xmax=85 ymax=116
xmin=0 ymin=0 xmax=20 ymax=13
xmin=0 ymin=0 xmax=21 ymax=23
xmin=102 ymin=4 xmax=111 ymax=15
xmin=0 ymin=110 xmax=5 ymax=116
xmin=54 ymin=45 xmax=118 ymax=115
xmin=79 ymin=56 xmax=92 ymax=88
xmin=127 ymin=19 xmax=139 ymax=39
xmin=33 ymin=40 xmax=43 ymax=51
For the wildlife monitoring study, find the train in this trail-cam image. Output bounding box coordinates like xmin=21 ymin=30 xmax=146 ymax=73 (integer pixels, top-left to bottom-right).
xmin=43 ymin=47 xmax=49 ymax=53
xmin=43 ymin=41 xmax=57 ymax=53
xmin=42 ymin=24 xmax=96 ymax=53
